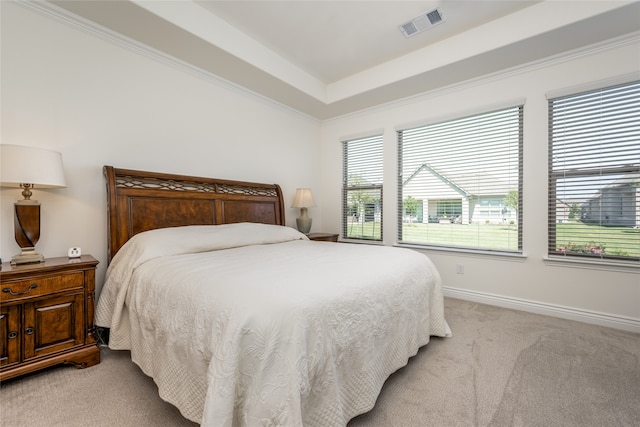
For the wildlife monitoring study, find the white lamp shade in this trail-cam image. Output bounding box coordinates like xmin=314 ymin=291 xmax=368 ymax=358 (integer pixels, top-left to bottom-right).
xmin=291 ymin=188 xmax=316 ymax=208
xmin=1 ymin=144 xmax=66 ymax=188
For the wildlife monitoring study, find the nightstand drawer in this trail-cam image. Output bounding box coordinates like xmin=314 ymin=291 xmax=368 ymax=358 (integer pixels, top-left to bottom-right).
xmin=1 ymin=272 xmax=84 ymax=302
xmin=0 ymin=255 xmax=100 ymax=381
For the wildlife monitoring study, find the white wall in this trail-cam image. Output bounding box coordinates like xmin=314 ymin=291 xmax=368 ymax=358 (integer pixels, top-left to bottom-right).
xmin=320 ymin=39 xmax=640 ymax=328
xmin=1 ymin=2 xmax=321 ymax=292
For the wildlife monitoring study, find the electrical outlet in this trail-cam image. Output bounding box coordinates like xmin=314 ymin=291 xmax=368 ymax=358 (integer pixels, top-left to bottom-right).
xmin=68 ymin=247 xmax=82 ymax=258
xmin=456 ymin=264 xmax=464 ymax=274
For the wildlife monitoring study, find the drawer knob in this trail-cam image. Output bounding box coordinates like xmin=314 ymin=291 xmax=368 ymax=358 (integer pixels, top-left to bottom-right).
xmin=25 ymin=327 xmax=35 ymax=335
xmin=8 ymin=331 xmax=18 ymax=339
xmin=2 ymin=283 xmax=37 ymax=296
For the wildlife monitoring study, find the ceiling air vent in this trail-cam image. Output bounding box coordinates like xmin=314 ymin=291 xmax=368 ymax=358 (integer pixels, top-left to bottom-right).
xmin=400 ymin=8 xmax=445 ymax=38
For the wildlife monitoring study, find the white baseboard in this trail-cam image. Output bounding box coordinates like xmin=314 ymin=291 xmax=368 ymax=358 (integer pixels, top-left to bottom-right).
xmin=443 ymin=287 xmax=640 ymax=334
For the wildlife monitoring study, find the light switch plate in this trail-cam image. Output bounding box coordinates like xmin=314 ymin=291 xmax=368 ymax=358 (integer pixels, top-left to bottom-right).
xmin=68 ymin=247 xmax=82 ymax=258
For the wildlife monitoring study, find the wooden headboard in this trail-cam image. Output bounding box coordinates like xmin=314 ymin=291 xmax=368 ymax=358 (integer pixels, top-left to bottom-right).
xmin=104 ymin=166 xmax=285 ymax=262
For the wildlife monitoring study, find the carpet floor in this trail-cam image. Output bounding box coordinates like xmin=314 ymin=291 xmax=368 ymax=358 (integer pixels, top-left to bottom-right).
xmin=1 ymin=297 xmax=638 ymax=426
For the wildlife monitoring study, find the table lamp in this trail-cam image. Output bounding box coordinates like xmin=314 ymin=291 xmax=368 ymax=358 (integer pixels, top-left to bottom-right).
xmin=1 ymin=144 xmax=66 ymax=265
xmin=291 ymin=188 xmax=316 ymax=234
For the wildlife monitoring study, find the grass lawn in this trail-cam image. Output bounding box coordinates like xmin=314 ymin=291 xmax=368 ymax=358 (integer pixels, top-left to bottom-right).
xmin=555 ymin=222 xmax=640 ymax=258
xmin=401 ymin=223 xmax=519 ymax=251
xmin=346 ymin=221 xmax=381 ymax=240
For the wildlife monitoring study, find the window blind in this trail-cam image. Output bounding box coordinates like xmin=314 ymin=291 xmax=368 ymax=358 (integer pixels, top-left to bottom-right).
xmin=548 ymin=80 xmax=640 ymax=262
xmin=342 ymin=134 xmax=384 ymax=241
xmin=398 ymin=106 xmax=523 ymax=253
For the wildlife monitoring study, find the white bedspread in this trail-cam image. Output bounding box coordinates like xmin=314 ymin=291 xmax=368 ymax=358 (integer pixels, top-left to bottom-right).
xmin=96 ymin=223 xmax=451 ymax=426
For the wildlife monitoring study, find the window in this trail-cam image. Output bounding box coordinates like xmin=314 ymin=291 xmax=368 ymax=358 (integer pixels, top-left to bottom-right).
xmin=398 ymin=106 xmax=523 ymax=253
xmin=548 ymin=80 xmax=640 ymax=262
xmin=343 ymin=134 xmax=383 ymax=241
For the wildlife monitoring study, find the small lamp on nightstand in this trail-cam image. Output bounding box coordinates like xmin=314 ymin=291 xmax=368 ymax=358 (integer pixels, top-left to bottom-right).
xmin=291 ymin=188 xmax=316 ymax=234
xmin=1 ymin=144 xmax=66 ymax=265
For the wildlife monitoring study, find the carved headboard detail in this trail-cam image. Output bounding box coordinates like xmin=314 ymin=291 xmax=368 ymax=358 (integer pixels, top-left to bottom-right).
xmin=104 ymin=166 xmax=285 ymax=262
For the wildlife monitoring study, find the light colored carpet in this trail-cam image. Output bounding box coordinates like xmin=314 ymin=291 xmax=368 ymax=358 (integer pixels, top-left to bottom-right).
xmin=349 ymin=298 xmax=640 ymax=427
xmin=1 ymin=298 xmax=638 ymax=426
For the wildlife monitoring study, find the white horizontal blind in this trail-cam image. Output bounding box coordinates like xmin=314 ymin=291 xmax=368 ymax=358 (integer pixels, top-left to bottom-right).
xmin=343 ymin=134 xmax=383 ymax=241
xmin=548 ymin=80 xmax=640 ymax=262
xmin=398 ymin=106 xmax=523 ymax=252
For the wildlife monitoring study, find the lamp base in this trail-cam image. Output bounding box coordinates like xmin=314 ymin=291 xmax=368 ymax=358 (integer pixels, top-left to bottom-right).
xmin=296 ymin=217 xmax=312 ymax=235
xmin=10 ymin=248 xmax=45 ymax=266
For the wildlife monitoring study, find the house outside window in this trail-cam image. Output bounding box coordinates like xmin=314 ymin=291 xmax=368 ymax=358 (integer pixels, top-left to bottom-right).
xmin=343 ymin=134 xmax=383 ymax=241
xmin=548 ymin=80 xmax=640 ymax=262
xmin=398 ymin=106 xmax=523 ymax=253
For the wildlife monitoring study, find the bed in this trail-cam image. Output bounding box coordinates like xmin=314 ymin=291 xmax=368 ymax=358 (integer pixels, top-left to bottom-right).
xmin=96 ymin=166 xmax=451 ymax=426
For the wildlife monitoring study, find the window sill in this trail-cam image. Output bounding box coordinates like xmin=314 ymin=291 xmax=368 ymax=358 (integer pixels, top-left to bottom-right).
xmin=543 ymin=256 xmax=640 ymax=273
xmin=338 ymin=240 xmax=639 ymax=273
xmin=395 ymin=243 xmax=527 ymax=261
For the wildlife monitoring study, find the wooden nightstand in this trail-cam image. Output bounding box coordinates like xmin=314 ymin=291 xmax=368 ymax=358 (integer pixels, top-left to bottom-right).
xmin=307 ymin=233 xmax=339 ymax=242
xmin=0 ymin=255 xmax=100 ymax=381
